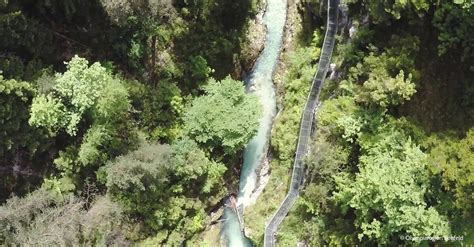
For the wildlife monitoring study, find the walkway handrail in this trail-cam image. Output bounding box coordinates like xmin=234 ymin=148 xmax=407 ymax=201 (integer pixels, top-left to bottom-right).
xmin=263 ymin=0 xmax=339 ymax=246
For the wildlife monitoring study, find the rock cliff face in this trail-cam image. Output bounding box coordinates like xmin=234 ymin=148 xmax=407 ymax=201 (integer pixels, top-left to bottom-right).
xmin=233 ymin=3 xmax=267 ymax=78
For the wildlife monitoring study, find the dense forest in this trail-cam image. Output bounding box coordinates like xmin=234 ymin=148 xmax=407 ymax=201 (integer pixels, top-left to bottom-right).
xmin=0 ymin=0 xmax=473 ymax=246
xmin=0 ymin=0 xmax=263 ymax=245
xmin=254 ymin=0 xmax=473 ymax=245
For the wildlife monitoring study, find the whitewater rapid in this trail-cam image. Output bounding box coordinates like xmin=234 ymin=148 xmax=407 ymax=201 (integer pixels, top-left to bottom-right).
xmin=222 ymin=0 xmax=287 ymax=246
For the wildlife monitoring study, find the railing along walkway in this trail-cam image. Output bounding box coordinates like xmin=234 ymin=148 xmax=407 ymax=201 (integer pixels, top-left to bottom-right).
xmin=263 ymin=0 xmax=340 ymax=245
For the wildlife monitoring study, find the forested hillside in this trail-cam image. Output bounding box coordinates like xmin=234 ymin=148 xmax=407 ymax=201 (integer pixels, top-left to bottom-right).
xmin=0 ymin=0 xmax=473 ymax=246
xmin=257 ymin=0 xmax=473 ymax=245
xmin=1 ymin=0 xmax=263 ymax=245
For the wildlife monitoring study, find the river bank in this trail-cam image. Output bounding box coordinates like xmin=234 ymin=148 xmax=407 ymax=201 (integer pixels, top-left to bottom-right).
xmin=242 ymin=0 xmax=312 ymax=244
xmin=189 ymin=0 xmax=303 ymax=245
xmin=244 ymin=0 xmax=302 ymax=208
xmin=191 ymin=1 xmax=270 ymax=244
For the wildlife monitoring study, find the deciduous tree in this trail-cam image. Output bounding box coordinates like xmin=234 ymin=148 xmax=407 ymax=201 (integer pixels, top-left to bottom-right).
xmin=104 ymin=141 xmax=226 ymax=245
xmin=0 ymin=75 xmax=49 ymax=164
xmin=424 ymin=130 xmax=474 ymax=215
xmin=29 ymin=56 xmax=136 ymax=173
xmin=184 ymin=76 xmax=261 ymax=154
xmin=334 ymin=128 xmax=450 ymax=243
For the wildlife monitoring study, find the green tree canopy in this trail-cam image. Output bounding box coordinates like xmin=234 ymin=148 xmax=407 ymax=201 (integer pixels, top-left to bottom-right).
xmin=126 ymin=79 xmax=183 ymax=142
xmin=171 ymin=137 xmax=226 ymax=193
xmin=0 ymin=188 xmax=124 ymax=246
xmin=29 ymin=56 xmax=129 ymax=136
xmin=334 ymin=127 xmax=450 ymax=244
xmin=104 ymin=143 xmax=171 ymax=220
xmin=104 ymin=140 xmax=226 ymax=245
xmin=29 ymin=56 xmax=136 ymax=173
xmin=345 ymin=0 xmax=429 ymax=22
xmin=184 ymin=76 xmax=261 ymax=154
xmin=424 ymin=130 xmax=474 ymax=215
xmin=433 ymin=2 xmax=474 ymax=60
xmin=0 ymin=75 xmax=48 ymax=160
xmin=342 ymin=51 xmax=417 ymax=108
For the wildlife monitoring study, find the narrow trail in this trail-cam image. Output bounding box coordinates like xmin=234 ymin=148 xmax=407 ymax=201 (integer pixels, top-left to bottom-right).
xmin=263 ymin=0 xmax=340 ymax=245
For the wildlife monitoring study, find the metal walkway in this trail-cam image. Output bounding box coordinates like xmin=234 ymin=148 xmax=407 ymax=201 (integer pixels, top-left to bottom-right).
xmin=263 ymin=0 xmax=339 ymax=245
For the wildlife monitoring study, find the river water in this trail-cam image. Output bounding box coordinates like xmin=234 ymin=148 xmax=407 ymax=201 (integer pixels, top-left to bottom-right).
xmin=222 ymin=0 xmax=287 ymax=245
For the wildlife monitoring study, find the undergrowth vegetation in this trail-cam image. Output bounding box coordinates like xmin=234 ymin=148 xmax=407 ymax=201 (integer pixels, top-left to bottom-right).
xmin=0 ymin=0 xmax=264 ymax=245
xmin=266 ymin=0 xmax=474 ymax=245
xmin=0 ymin=0 xmax=473 ymax=245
